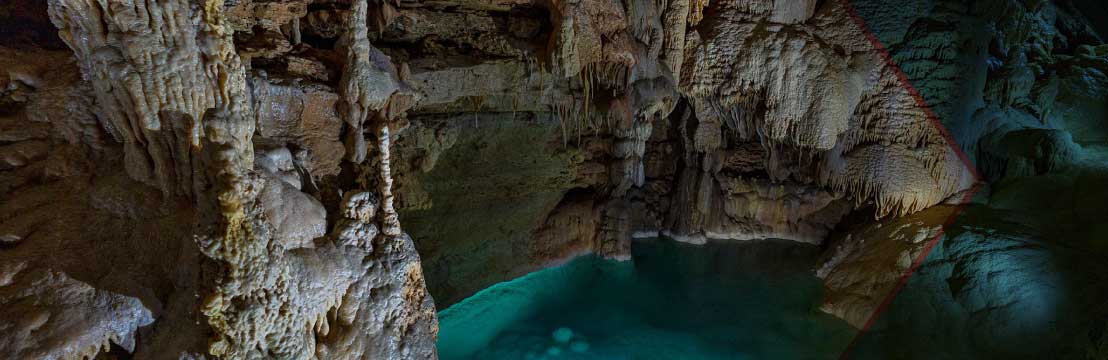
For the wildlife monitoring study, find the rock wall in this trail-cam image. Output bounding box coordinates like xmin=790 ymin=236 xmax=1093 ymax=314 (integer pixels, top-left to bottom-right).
xmin=370 ymin=0 xmax=978 ymax=305
xmin=3 ymin=0 xmax=437 ymax=358
xmin=818 ymin=0 xmax=1108 ymax=358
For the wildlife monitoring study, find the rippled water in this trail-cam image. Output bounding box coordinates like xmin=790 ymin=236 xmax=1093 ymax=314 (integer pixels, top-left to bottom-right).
xmin=437 ymin=238 xmax=856 ymax=360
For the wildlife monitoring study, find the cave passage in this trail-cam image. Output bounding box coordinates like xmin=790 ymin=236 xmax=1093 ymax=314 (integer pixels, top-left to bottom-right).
xmin=437 ymin=238 xmax=855 ymax=360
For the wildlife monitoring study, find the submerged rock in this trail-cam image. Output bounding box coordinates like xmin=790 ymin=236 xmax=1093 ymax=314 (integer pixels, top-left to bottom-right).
xmin=552 ymin=328 xmax=574 ymax=343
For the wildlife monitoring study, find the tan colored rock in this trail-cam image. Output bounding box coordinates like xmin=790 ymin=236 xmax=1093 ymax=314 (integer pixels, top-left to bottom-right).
xmin=725 ymin=0 xmax=819 ymax=24
xmin=49 ymin=0 xmax=253 ymax=196
xmin=253 ymin=78 xmax=346 ymax=178
xmin=816 ymin=205 xmax=956 ymax=328
xmin=286 ymin=56 xmax=331 ymax=82
xmin=0 ymin=264 xmax=154 ymax=360
xmin=27 ymin=1 xmax=438 ymax=359
xmin=548 ymin=0 xmax=634 ymax=78
xmin=257 ymin=174 xmax=326 ymax=249
xmin=681 ymin=1 xmax=974 ymax=218
xmin=225 ymin=0 xmax=308 ymax=33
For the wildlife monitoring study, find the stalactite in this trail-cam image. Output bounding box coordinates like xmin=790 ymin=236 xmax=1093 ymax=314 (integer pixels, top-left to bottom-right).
xmin=376 ymin=123 xmax=401 ymax=236
xmin=47 ymin=0 xmax=251 ymax=196
xmin=338 ymin=0 xmax=375 ymax=164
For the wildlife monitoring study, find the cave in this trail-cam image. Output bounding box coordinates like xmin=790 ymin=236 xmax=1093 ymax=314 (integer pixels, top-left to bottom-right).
xmin=1 ymin=0 xmax=1106 ymax=359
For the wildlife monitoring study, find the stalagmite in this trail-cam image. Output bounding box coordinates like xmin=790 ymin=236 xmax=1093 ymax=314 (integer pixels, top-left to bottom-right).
xmin=377 ymin=123 xmax=402 ymax=236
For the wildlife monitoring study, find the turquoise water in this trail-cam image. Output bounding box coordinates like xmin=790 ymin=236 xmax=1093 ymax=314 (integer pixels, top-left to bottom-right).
xmin=437 ymin=238 xmax=856 ymax=360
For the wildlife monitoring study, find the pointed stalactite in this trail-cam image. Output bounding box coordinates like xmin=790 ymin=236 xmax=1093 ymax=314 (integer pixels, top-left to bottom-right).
xmin=338 ymin=0 xmax=375 ymax=164
xmin=336 ymin=0 xmax=416 ymax=237
xmin=48 ymin=0 xmax=252 ymax=197
xmin=49 ymin=0 xmax=260 ymax=357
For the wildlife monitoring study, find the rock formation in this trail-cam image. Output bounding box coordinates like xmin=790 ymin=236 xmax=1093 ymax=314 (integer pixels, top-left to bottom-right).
xmin=388 ymin=0 xmax=981 ymax=304
xmin=3 ymin=0 xmax=435 ymax=358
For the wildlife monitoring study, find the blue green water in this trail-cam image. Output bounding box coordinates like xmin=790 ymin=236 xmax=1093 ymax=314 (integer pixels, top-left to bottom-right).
xmin=437 ymin=238 xmax=856 ymax=360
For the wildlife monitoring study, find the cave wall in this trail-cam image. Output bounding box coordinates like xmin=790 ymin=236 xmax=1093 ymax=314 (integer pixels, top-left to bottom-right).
xmin=369 ymin=0 xmax=983 ymax=306
xmin=3 ymin=0 xmax=439 ymax=358
xmin=395 ymin=114 xmax=590 ymax=305
xmin=819 ymin=0 xmax=1108 ymax=358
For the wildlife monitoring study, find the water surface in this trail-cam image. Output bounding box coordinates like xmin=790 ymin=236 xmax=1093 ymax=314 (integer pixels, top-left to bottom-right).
xmin=437 ymin=238 xmax=856 ymax=359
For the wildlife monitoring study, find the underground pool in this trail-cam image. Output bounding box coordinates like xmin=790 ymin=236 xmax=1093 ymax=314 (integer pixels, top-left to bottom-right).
xmin=436 ymin=238 xmax=857 ymax=360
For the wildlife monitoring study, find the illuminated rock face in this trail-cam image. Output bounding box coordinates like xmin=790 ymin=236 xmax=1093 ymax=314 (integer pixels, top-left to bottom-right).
xmin=0 ymin=0 xmax=1105 ymax=358
xmin=390 ymin=0 xmax=978 ymax=306
xmin=3 ymin=0 xmax=436 ymax=358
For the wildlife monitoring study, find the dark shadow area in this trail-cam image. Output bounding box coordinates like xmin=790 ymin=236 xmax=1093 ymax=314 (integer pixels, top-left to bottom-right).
xmin=0 ymin=0 xmax=67 ymax=49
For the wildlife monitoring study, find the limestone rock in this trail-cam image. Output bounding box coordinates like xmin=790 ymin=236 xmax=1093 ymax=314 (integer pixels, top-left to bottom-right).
xmin=225 ymin=0 xmax=308 ymax=33
xmin=257 ymin=174 xmax=326 ymax=249
xmin=48 ymin=0 xmax=252 ymax=196
xmin=0 ymin=264 xmax=154 ymax=360
xmin=817 ymin=205 xmax=954 ymax=327
xmin=252 ymin=78 xmax=346 ymax=178
xmin=682 ymin=1 xmax=974 ymax=218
